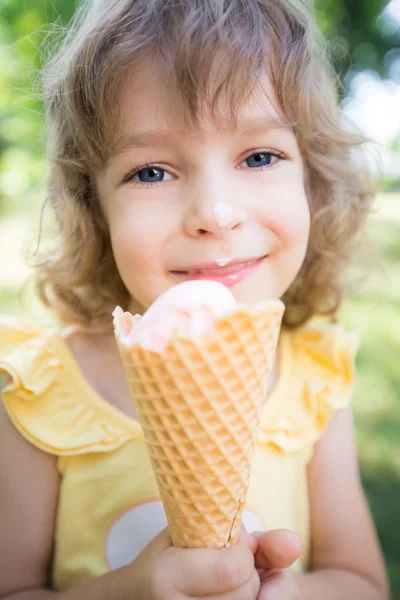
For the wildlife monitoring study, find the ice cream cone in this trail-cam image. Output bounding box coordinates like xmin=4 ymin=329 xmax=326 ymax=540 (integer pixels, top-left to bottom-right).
xmin=114 ymin=300 xmax=284 ymax=548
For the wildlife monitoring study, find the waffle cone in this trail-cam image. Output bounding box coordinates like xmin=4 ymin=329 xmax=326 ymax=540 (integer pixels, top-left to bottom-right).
xmin=114 ymin=300 xmax=284 ymax=548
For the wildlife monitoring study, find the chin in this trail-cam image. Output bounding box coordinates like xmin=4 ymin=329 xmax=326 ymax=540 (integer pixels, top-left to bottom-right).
xmin=229 ymin=282 xmax=273 ymax=306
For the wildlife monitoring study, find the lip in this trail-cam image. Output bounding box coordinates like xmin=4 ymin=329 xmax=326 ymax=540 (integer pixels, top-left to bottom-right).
xmin=170 ymin=255 xmax=267 ymax=287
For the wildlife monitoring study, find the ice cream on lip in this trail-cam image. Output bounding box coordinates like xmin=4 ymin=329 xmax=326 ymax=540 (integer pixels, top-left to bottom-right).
xmin=171 ymin=254 xmax=267 ymax=274
xmin=169 ymin=254 xmax=268 ymax=288
xmin=215 ymin=257 xmax=231 ymax=267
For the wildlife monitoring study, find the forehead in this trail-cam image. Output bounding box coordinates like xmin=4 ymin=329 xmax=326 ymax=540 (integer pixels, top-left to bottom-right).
xmin=112 ymin=58 xmax=288 ymax=145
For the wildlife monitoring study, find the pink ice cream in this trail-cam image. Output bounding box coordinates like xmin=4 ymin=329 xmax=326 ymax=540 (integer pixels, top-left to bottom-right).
xmin=113 ymin=280 xmax=237 ymax=353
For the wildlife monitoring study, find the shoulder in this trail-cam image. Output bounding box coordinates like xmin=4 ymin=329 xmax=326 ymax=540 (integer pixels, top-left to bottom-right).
xmin=0 ymin=314 xmax=42 ymax=342
xmin=258 ymin=322 xmax=360 ymax=454
xmin=0 ymin=314 xmax=63 ymax=399
xmin=0 ymin=315 xmax=133 ymax=456
xmin=284 ymin=322 xmax=360 ymax=401
xmin=286 ymin=321 xmax=359 ymax=374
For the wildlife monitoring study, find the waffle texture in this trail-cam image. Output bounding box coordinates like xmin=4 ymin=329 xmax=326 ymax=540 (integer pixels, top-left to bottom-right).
xmin=115 ymin=300 xmax=284 ymax=548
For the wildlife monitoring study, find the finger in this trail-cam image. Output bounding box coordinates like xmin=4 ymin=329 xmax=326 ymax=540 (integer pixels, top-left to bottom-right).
xmin=143 ymin=526 xmax=173 ymax=555
xmin=259 ymin=567 xmax=282 ymax=585
xmin=258 ymin=568 xmax=299 ymax=600
xmin=191 ymin=568 xmax=260 ymax=600
xmin=238 ymin=527 xmax=258 ymax=555
xmin=167 ymin=541 xmax=255 ymax=596
xmin=253 ymin=529 xmax=302 ymax=570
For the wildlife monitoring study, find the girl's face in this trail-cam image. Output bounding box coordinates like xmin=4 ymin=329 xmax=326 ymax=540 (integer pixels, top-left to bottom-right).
xmin=97 ymin=60 xmax=310 ymax=314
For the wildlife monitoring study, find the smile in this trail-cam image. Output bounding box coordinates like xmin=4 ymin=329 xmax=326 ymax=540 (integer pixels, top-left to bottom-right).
xmin=170 ymin=255 xmax=267 ymax=287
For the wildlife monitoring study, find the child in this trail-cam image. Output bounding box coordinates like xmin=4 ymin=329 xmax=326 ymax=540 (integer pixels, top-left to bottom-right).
xmin=0 ymin=0 xmax=389 ymax=598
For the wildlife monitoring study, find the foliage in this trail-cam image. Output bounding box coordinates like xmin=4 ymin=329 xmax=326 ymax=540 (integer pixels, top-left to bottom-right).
xmin=0 ymin=1 xmax=76 ymax=213
xmin=315 ymin=0 xmax=400 ymax=87
xmin=0 ymin=0 xmax=398 ymax=200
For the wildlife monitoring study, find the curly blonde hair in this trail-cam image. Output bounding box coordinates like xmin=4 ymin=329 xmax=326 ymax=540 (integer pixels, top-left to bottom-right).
xmin=34 ymin=0 xmax=374 ymax=332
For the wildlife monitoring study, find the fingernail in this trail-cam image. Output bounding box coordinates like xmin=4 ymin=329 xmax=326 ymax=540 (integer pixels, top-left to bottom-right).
xmin=251 ymin=531 xmax=264 ymax=539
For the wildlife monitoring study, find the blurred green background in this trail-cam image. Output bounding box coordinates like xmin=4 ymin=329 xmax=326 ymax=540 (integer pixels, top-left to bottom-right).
xmin=0 ymin=0 xmax=400 ymax=597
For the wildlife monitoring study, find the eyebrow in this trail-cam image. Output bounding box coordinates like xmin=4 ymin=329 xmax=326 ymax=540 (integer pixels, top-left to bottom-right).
xmin=109 ymin=115 xmax=293 ymax=159
xmin=110 ymin=130 xmax=172 ymax=158
xmin=234 ymin=115 xmax=293 ymax=135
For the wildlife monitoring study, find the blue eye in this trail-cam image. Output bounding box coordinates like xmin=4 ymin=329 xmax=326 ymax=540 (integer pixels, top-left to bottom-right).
xmin=124 ymin=164 xmax=174 ymax=185
xmin=136 ymin=166 xmax=165 ymax=183
xmin=245 ymin=153 xmax=273 ymax=168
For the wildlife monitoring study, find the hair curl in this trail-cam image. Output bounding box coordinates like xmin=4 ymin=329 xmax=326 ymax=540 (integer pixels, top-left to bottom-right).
xmin=34 ymin=0 xmax=375 ymax=332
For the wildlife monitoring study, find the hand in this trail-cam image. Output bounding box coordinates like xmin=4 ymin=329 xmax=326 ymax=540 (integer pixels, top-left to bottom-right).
xmin=123 ymin=526 xmax=260 ymax=600
xmin=240 ymin=529 xmax=303 ymax=600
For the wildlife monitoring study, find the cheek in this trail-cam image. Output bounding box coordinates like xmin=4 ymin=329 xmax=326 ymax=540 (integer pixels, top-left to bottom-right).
xmin=112 ymin=218 xmax=147 ymax=264
xmin=283 ymin=196 xmax=310 ymax=252
xmin=257 ymin=182 xmax=310 ymax=296
xmin=260 ymin=183 xmax=310 ymax=252
xmin=108 ymin=205 xmax=168 ymax=289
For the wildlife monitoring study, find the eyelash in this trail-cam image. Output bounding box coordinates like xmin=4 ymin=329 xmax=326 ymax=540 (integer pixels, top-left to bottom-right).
xmin=122 ymin=149 xmax=288 ymax=187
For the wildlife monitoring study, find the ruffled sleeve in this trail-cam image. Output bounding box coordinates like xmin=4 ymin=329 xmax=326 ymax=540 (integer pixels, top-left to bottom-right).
xmin=258 ymin=324 xmax=359 ymax=454
xmin=0 ymin=315 xmax=136 ymax=455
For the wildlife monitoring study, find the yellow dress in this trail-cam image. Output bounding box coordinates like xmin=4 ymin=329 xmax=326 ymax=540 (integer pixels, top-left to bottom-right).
xmin=0 ymin=315 xmax=359 ymax=590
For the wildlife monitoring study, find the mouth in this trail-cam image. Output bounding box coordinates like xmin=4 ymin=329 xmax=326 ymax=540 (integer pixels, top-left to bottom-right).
xmin=170 ymin=255 xmax=267 ymax=287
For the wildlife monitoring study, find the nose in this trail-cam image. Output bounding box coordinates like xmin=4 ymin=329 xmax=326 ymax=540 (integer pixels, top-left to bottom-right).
xmin=182 ymin=173 xmax=248 ymax=238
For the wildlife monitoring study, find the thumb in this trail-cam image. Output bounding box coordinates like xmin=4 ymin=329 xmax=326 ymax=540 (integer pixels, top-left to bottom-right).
xmin=238 ymin=524 xmax=258 ymax=555
xmin=253 ymin=529 xmax=302 ymax=570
